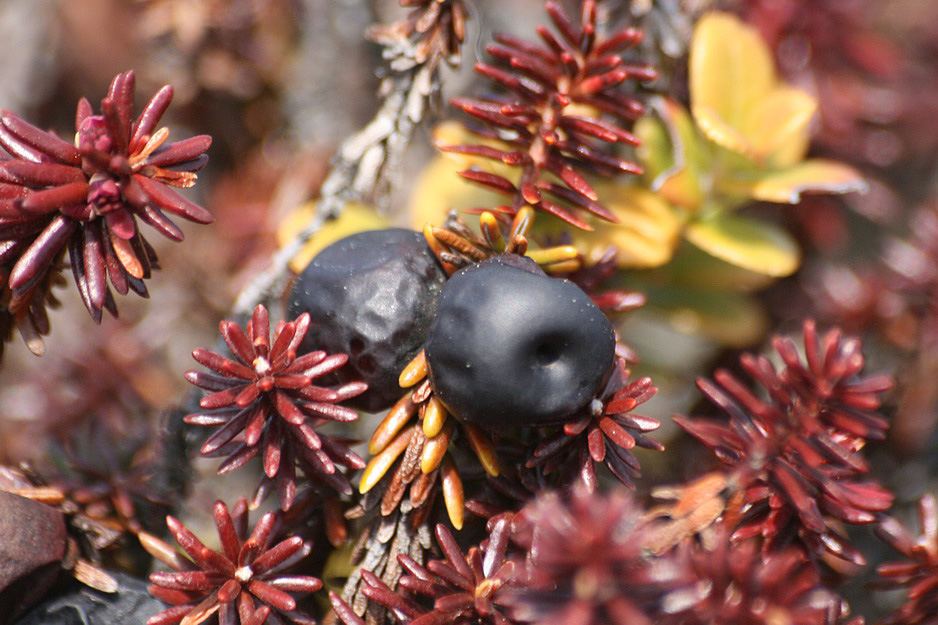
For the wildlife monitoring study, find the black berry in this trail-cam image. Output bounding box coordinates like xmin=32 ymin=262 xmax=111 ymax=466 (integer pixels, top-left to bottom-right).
xmin=425 ymin=255 xmax=616 ymax=428
xmin=288 ymin=229 xmax=447 ymax=412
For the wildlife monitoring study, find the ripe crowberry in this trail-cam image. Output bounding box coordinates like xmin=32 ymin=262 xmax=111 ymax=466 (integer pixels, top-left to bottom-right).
xmin=288 ymin=229 xmax=447 ymax=412
xmin=425 ymin=255 xmax=616 ymax=428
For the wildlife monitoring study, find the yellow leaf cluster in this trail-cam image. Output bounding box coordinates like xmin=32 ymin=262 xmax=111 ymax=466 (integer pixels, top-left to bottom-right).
xmin=632 ymin=11 xmax=867 ymax=277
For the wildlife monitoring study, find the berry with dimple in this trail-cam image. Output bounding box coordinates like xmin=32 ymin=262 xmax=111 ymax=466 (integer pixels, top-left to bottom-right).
xmin=288 ymin=229 xmax=447 ymax=412
xmin=425 ymin=255 xmax=616 ymax=428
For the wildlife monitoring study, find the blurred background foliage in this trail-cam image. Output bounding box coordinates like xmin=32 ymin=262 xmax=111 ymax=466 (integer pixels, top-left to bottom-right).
xmin=1 ymin=1 xmax=938 ymax=618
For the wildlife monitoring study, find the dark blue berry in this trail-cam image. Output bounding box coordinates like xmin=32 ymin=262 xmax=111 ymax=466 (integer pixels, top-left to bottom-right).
xmin=288 ymin=229 xmax=446 ymax=412
xmin=425 ymin=255 xmax=616 ymax=428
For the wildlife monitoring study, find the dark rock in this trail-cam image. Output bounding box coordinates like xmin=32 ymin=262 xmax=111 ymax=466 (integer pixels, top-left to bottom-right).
xmin=288 ymin=228 xmax=447 ymax=412
xmin=14 ymin=573 xmax=165 ymax=625
xmin=425 ymin=255 xmax=616 ymax=428
xmin=0 ymin=490 xmax=66 ymax=624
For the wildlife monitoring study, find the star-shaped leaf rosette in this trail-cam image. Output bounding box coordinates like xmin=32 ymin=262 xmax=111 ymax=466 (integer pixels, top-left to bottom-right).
xmin=675 ymin=319 xmax=894 ymax=565
xmin=184 ymin=304 xmax=367 ymax=510
xmin=503 ymin=487 xmax=687 ymax=625
xmin=330 ymin=518 xmax=520 ymax=625
xmin=527 ymin=358 xmax=663 ymax=491
xmin=875 ymin=494 xmax=938 ymax=625
xmin=441 ymin=0 xmax=656 ymax=231
xmin=408 ymin=0 xmax=658 ymax=270
xmin=0 ymin=70 xmax=212 ymax=355
xmin=659 ymin=529 xmax=859 ymax=625
xmin=142 ymin=498 xmax=322 ymax=625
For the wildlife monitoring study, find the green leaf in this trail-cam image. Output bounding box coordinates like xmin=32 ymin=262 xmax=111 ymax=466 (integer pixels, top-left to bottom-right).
xmin=685 ymin=213 xmax=800 ymax=277
xmin=740 ymin=159 xmax=869 ymax=204
xmin=637 ymin=98 xmax=707 ymax=213
xmin=635 ymin=106 xmax=675 ymax=182
xmin=639 ymin=285 xmax=768 ymax=348
xmin=650 ymin=241 xmax=778 ymax=293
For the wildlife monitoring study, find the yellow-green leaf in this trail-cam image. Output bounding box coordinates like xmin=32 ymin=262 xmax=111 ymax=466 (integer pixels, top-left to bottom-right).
xmin=690 ymin=12 xmax=775 ymax=154
xmin=277 ymin=201 xmax=389 ymax=273
xmin=531 ymin=184 xmax=682 ymax=269
xmin=689 ymin=11 xmax=819 ymax=166
xmin=742 ymin=87 xmax=816 ymax=166
xmin=635 ymin=109 xmax=674 ymax=182
xmin=685 ymin=213 xmax=800 ymax=277
xmin=659 ymin=290 xmax=768 ymax=348
xmin=637 ymin=98 xmax=707 ymax=212
xmin=743 ymin=159 xmax=868 ymax=204
xmin=570 ymin=186 xmax=683 ymax=268
xmin=651 ymin=241 xmax=778 ymax=294
xmin=693 ymin=105 xmax=754 ymax=159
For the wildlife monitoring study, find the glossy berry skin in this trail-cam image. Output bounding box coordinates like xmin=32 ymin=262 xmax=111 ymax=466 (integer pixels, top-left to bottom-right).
xmin=288 ymin=229 xmax=447 ymax=412
xmin=425 ymin=255 xmax=616 ymax=428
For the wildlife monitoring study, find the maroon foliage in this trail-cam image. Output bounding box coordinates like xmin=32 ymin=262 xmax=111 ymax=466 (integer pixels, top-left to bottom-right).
xmin=660 ymin=532 xmax=856 ymax=625
xmin=445 ymin=0 xmax=656 ymax=229
xmin=504 ymin=487 xmax=683 ymax=625
xmin=333 ymin=519 xmax=519 ymax=625
xmin=808 ymin=200 xmax=938 ymax=454
xmin=146 ymin=498 xmax=321 ymax=625
xmin=184 ymin=304 xmax=367 ymax=509
xmin=396 ymin=520 xmax=517 ymax=625
xmin=0 ymin=70 xmax=212 ymax=333
xmin=676 ymin=319 xmax=894 ymax=565
xmin=876 ymin=494 xmax=938 ymax=625
xmin=50 ymin=419 xmax=170 ymax=535
xmin=527 ymin=358 xmax=662 ymax=491
xmin=0 ymin=262 xmax=62 ymax=358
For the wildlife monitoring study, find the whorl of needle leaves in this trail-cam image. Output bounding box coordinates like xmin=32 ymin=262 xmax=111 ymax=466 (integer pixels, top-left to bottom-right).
xmin=504 ymin=488 xmax=684 ymax=625
xmin=145 ymin=498 xmax=321 ymax=625
xmin=676 ymin=319 xmax=894 ymax=564
xmin=331 ymin=518 xmax=518 ymax=625
xmin=184 ymin=304 xmax=367 ymax=510
xmin=444 ymin=0 xmax=657 ymax=229
xmin=660 ymin=532 xmax=858 ymax=625
xmin=876 ymin=494 xmax=938 ymax=625
xmin=0 ymin=70 xmax=212 ymax=348
xmin=527 ymin=358 xmax=663 ymax=491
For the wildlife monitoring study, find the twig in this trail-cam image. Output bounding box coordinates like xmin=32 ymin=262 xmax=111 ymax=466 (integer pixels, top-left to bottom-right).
xmin=230 ymin=0 xmax=465 ymax=317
